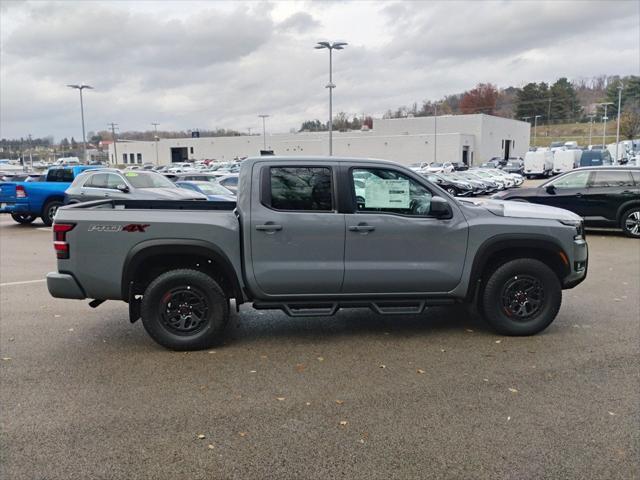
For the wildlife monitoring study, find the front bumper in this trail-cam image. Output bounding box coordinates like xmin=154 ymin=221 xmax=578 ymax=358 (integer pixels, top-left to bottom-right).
xmin=46 ymin=272 xmax=86 ymax=299
xmin=562 ymin=238 xmax=588 ymax=289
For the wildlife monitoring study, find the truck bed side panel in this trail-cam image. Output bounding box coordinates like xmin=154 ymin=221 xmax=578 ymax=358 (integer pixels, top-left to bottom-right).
xmin=54 ymin=208 xmax=241 ymax=300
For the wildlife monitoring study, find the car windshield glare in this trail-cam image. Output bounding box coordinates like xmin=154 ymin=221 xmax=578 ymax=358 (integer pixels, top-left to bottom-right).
xmin=196 ymin=183 xmax=234 ymax=196
xmin=124 ymin=172 xmax=176 ymax=188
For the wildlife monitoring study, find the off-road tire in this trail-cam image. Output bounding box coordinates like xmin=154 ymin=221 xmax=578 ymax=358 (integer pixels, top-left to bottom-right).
xmin=141 ymin=269 xmax=229 ymax=350
xmin=481 ymin=258 xmax=561 ymax=336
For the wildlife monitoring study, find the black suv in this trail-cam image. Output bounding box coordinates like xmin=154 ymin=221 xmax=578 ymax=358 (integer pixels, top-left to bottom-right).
xmin=493 ymin=167 xmax=640 ymax=237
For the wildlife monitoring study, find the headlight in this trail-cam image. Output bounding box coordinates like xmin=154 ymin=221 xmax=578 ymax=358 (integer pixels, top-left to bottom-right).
xmin=560 ymin=219 xmax=584 ymax=239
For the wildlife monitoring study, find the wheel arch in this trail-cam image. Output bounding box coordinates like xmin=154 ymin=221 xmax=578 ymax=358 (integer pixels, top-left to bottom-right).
xmin=466 ymin=234 xmax=571 ymax=301
xmin=616 ymin=201 xmax=640 ymax=224
xmin=121 ymin=239 xmax=244 ymax=304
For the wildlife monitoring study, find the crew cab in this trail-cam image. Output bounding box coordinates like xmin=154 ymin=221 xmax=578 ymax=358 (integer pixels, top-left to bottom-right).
xmin=47 ymin=156 xmax=588 ymax=350
xmin=0 ymin=166 xmax=98 ymax=225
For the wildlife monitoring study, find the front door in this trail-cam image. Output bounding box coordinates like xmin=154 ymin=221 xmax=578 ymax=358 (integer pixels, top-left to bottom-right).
xmin=535 ymin=170 xmax=593 ymax=216
xmin=250 ymin=164 xmax=345 ymax=296
xmin=342 ymin=167 xmax=467 ymax=294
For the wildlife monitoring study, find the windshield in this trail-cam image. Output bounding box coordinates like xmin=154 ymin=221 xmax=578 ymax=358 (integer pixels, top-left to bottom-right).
xmin=124 ymin=171 xmax=176 ymax=188
xmin=194 ymin=182 xmax=234 ymax=196
xmin=430 ymin=163 xmax=443 ymax=167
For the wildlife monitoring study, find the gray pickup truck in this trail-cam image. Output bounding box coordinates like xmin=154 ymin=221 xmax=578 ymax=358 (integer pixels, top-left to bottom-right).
xmin=47 ymin=156 xmax=588 ymax=350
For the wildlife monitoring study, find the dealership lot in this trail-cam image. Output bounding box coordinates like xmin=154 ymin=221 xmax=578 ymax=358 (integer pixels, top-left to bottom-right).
xmin=1 ymin=212 xmax=638 ymax=479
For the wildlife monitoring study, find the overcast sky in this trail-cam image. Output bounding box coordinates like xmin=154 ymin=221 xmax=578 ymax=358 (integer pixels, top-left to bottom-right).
xmin=1 ymin=0 xmax=638 ymax=140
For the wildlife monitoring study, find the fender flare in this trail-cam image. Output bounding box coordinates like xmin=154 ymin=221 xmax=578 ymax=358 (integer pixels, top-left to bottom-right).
xmin=466 ymin=234 xmax=571 ymax=301
xmin=121 ymin=238 xmax=243 ymax=302
xmin=616 ymin=200 xmax=640 ymax=224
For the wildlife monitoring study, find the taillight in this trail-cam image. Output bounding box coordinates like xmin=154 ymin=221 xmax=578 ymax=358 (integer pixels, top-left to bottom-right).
xmin=16 ymin=185 xmax=27 ymax=198
xmin=53 ymin=223 xmax=75 ymax=259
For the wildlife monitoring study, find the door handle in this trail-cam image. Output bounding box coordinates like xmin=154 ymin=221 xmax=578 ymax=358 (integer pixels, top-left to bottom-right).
xmin=575 ymin=193 xmax=582 ymax=197
xmin=104 ymin=193 xmax=111 ymax=197
xmin=256 ymin=223 xmax=282 ymax=232
xmin=348 ymin=224 xmax=376 ymax=233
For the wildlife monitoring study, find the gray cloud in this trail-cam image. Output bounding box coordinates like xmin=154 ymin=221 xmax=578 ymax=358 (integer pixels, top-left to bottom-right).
xmin=278 ymin=12 xmax=321 ymax=33
xmin=0 ymin=0 xmax=638 ymax=140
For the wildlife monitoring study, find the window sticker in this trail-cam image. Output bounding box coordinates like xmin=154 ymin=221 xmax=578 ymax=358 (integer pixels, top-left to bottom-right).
xmin=364 ymin=178 xmax=410 ymax=208
xmin=125 ymin=172 xmax=138 ymax=177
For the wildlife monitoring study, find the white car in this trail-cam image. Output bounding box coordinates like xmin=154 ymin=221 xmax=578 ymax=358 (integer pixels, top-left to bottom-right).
xmin=422 ymin=162 xmax=454 ymax=174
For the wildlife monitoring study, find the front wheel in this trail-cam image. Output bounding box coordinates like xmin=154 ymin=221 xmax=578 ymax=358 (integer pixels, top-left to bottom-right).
xmin=10 ymin=213 xmax=37 ymax=224
xmin=481 ymin=258 xmax=561 ymax=336
xmin=621 ymin=207 xmax=640 ymax=238
xmin=141 ymin=269 xmax=229 ymax=350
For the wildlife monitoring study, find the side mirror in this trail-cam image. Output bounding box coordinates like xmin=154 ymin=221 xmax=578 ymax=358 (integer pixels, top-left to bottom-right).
xmin=116 ymin=184 xmax=129 ymax=193
xmin=545 ymin=184 xmax=555 ymax=194
xmin=430 ymin=196 xmax=453 ymax=219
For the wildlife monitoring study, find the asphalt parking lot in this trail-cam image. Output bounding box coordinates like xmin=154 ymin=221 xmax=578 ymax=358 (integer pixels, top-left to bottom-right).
xmin=1 ymin=211 xmax=638 ymax=479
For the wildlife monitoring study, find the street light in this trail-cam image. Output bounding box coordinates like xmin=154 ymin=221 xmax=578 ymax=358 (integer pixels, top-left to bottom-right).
xmin=597 ymin=102 xmax=614 ymax=149
xmin=66 ymin=84 xmax=93 ymax=162
xmin=152 ymin=122 xmax=160 ymax=166
xmin=587 ymin=114 xmax=596 ymax=146
xmin=433 ymin=103 xmax=440 ymax=162
xmin=533 ymin=115 xmax=542 ymax=146
xmin=258 ymin=114 xmax=269 ymax=150
xmin=615 ymin=83 xmax=624 ymax=162
xmin=315 ymin=41 xmax=348 ymax=155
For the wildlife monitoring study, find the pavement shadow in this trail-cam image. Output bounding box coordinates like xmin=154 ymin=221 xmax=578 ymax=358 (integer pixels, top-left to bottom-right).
xmin=226 ymin=304 xmax=492 ymax=345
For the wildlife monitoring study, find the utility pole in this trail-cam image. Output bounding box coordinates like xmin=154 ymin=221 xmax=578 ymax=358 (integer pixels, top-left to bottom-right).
xmin=151 ymin=122 xmax=160 ymax=166
xmin=108 ymin=123 xmax=118 ymax=165
xmin=615 ymin=83 xmax=623 ymax=163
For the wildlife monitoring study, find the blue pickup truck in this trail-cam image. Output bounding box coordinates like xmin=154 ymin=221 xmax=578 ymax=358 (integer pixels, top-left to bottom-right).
xmin=0 ymin=166 xmax=98 ymax=225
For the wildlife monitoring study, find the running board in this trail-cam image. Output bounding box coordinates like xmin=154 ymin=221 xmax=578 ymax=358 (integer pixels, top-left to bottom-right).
xmin=253 ymin=298 xmax=455 ymax=318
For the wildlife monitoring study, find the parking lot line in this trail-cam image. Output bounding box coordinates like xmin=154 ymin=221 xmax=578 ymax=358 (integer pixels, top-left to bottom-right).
xmin=0 ymin=279 xmax=46 ymax=287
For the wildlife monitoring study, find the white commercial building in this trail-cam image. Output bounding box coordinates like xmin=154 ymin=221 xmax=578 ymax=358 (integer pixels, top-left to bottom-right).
xmin=108 ymin=114 xmax=530 ymax=167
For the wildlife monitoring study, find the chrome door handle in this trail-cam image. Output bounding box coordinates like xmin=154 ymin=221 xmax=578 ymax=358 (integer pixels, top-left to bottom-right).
xmin=256 ymin=224 xmax=282 ymax=232
xmin=348 ymin=224 xmax=375 ymax=232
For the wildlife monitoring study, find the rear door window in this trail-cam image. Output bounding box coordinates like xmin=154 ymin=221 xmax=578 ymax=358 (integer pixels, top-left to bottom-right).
xmin=590 ymin=171 xmax=634 ymax=187
xmin=268 ymin=167 xmax=333 ymax=211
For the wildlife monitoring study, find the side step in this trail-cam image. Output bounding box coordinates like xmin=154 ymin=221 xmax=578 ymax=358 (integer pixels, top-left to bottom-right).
xmin=253 ymin=299 xmax=456 ymax=318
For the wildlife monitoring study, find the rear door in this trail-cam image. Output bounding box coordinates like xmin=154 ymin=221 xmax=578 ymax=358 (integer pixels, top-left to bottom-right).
xmin=249 ymin=164 xmax=345 ymax=296
xmin=585 ymin=170 xmax=638 ymax=223
xmin=342 ymin=166 xmax=467 ymax=294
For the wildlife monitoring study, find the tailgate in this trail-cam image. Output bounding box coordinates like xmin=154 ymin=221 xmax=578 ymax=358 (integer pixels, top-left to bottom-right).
xmin=0 ymin=183 xmax=17 ymax=202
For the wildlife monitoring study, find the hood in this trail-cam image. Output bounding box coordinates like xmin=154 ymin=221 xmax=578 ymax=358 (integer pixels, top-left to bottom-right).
xmin=136 ymin=188 xmax=207 ymax=200
xmin=459 ymin=198 xmax=582 ymax=221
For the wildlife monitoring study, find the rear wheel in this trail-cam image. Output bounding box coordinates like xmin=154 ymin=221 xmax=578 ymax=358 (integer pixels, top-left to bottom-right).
xmin=41 ymin=200 xmax=63 ymax=226
xmin=621 ymin=207 xmax=640 ymax=238
xmin=141 ymin=269 xmax=229 ymax=350
xmin=10 ymin=213 xmax=37 ymax=224
xmin=481 ymin=258 xmax=561 ymax=336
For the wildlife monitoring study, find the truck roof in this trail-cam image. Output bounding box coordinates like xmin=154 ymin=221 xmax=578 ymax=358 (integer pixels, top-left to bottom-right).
xmin=242 ymin=155 xmax=400 ymax=167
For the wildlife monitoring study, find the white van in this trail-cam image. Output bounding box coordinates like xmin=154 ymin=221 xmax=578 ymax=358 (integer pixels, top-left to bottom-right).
xmin=524 ymin=151 xmax=554 ymax=178
xmin=552 ymin=149 xmax=581 ymax=174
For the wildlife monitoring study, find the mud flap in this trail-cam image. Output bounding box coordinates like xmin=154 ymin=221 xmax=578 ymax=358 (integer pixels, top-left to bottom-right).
xmin=128 ymin=282 xmax=141 ymax=323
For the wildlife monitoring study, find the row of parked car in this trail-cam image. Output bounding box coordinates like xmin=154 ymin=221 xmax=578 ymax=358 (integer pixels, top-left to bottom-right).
xmin=0 ymin=165 xmax=240 ymax=225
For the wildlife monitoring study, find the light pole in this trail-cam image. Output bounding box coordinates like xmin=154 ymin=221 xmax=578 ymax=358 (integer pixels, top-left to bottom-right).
xmin=615 ymin=83 xmax=623 ymax=162
xmin=598 ymin=102 xmax=614 ymax=149
xmin=152 ymin=122 xmax=160 ymax=166
xmin=66 ymin=84 xmax=93 ymax=163
xmin=533 ymin=115 xmax=542 ymax=147
xmin=315 ymin=41 xmax=348 ymax=155
xmin=433 ymin=103 xmax=439 ymax=162
xmin=108 ymin=123 xmax=118 ymax=165
xmin=587 ymin=114 xmax=596 ymax=146
xmin=258 ymin=114 xmax=269 ymax=150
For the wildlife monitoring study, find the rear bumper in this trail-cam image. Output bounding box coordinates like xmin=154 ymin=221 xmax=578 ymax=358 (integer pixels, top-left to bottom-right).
xmin=0 ymin=202 xmax=30 ymax=214
xmin=562 ymin=239 xmax=588 ymax=289
xmin=46 ymin=272 xmax=86 ymax=299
